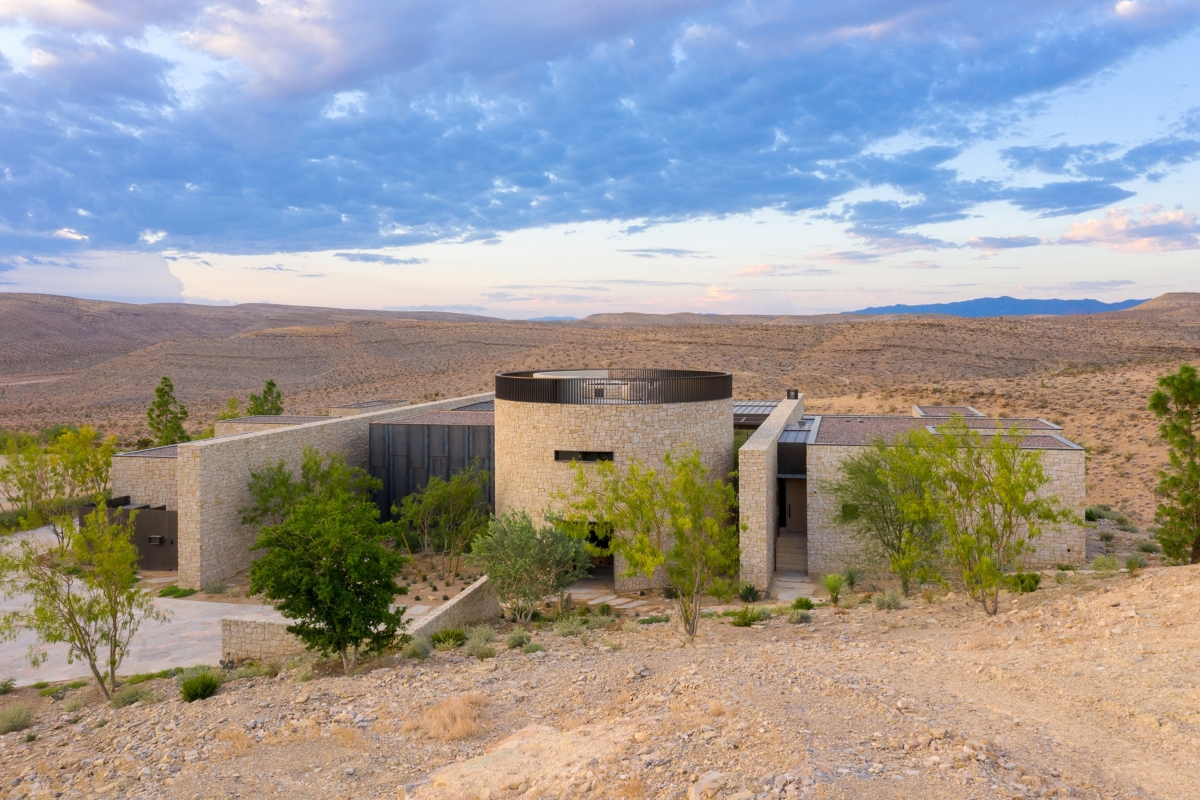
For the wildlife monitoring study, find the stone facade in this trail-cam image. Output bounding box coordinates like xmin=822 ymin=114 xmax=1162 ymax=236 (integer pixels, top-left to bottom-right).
xmin=408 ymin=576 xmax=502 ymax=640
xmin=495 ymin=397 xmax=733 ymax=592
xmin=807 ymin=443 xmax=1087 ymax=576
xmin=170 ymin=393 xmax=492 ymax=589
xmin=212 ymin=419 xmax=321 ymax=437
xmin=111 ymin=454 xmax=178 ymax=510
xmin=737 ymin=397 xmax=804 ymax=590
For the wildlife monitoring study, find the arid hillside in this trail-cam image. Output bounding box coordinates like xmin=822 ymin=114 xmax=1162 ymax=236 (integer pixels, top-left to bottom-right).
xmin=1 ymin=292 xmax=1198 ymax=520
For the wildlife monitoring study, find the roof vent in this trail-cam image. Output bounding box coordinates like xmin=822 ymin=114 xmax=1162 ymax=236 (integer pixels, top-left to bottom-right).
xmin=786 ymin=389 xmax=799 ymax=400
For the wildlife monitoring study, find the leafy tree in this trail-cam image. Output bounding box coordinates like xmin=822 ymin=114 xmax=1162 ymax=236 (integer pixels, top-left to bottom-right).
xmin=471 ymin=510 xmax=590 ymax=623
xmin=197 ymin=398 xmax=244 ymax=439
xmin=248 ymin=489 xmax=408 ymax=673
xmin=146 ymin=376 xmax=190 ymax=446
xmin=394 ymin=466 xmax=490 ymax=580
xmin=920 ymin=418 xmax=1071 ymax=616
xmin=247 ymin=380 xmax=284 ymax=416
xmin=1149 ymin=364 xmax=1200 ymax=563
xmin=0 ymin=505 xmax=168 ymax=698
xmin=0 ymin=426 xmax=117 ymax=542
xmin=829 ymin=435 xmax=942 ymax=596
xmin=557 ymin=449 xmax=741 ymax=638
xmin=240 ymin=447 xmax=378 ymax=530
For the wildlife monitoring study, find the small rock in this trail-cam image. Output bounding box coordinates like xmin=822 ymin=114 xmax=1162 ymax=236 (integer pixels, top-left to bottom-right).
xmin=929 ymin=727 xmax=947 ymax=740
xmin=688 ymin=770 xmax=725 ymax=800
xmin=634 ymin=732 xmax=649 ymax=743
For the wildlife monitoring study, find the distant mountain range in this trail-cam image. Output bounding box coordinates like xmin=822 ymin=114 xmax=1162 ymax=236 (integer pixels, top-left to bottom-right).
xmin=847 ymin=296 xmax=1148 ymax=317
xmin=526 ymin=316 xmax=578 ymax=322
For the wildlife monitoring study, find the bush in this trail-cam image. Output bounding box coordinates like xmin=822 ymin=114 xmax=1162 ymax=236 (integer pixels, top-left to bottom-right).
xmin=232 ymin=661 xmax=279 ymax=680
xmin=0 ymin=677 xmax=14 ymax=695
xmin=123 ymin=669 xmax=172 ymax=685
xmin=1001 ymin=571 xmax=1041 ymax=594
xmin=110 ymin=685 xmax=154 ymax=708
xmin=585 ymin=615 xmax=615 ymax=631
xmin=554 ymin=617 xmax=585 ymax=637
xmin=505 ymin=630 xmax=531 ymax=650
xmin=872 ymin=589 xmax=903 ymax=610
xmin=466 ymin=626 xmax=495 ymax=644
xmin=820 ymin=573 xmax=846 ymax=606
xmin=465 ymin=639 xmax=496 ymax=660
xmin=0 ymin=703 xmax=34 ymax=734
xmin=787 ymin=610 xmax=813 ymax=624
xmin=203 ymin=581 xmax=227 ymax=595
xmin=431 ymin=628 xmax=467 ymax=649
xmin=1055 ymin=563 xmax=1077 ymax=571
xmin=159 ymin=585 xmax=198 ymax=598
xmin=737 ymin=583 xmax=762 ymax=603
xmin=597 ymin=603 xmax=613 ymax=616
xmin=180 ymin=672 xmax=221 ymax=702
xmin=1098 ymin=531 xmax=1115 ymax=543
xmin=1125 ymin=555 xmax=1147 ymax=572
xmin=729 ymin=606 xmax=769 ymax=627
xmin=63 ymin=696 xmax=85 ymax=713
xmin=521 ymin=642 xmax=545 ymax=654
xmin=402 ymin=636 xmax=433 ymax=660
xmin=636 ymin=614 xmax=671 ymax=625
xmin=791 ymin=596 xmax=815 ymax=611
xmin=1136 ymin=540 xmax=1161 ymax=554
xmin=1091 ymin=555 xmax=1119 ymax=573
xmin=840 ymin=568 xmax=862 ymax=591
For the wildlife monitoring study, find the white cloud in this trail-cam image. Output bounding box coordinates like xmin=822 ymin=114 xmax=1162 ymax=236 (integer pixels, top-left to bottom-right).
xmin=140 ymin=230 xmax=168 ymax=244
xmin=52 ymin=228 xmax=87 ymax=240
xmin=1061 ymin=206 xmax=1200 ymax=252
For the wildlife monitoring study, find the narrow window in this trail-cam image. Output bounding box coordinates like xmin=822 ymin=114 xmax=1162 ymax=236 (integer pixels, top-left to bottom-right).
xmin=555 ymin=450 xmax=614 ymax=463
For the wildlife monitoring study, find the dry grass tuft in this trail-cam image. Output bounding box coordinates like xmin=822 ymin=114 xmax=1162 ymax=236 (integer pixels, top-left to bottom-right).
xmin=406 ymin=693 xmax=488 ymax=740
xmin=216 ymin=727 xmax=254 ymax=756
xmin=708 ymin=700 xmax=727 ymax=717
xmin=614 ymin=776 xmax=647 ymax=799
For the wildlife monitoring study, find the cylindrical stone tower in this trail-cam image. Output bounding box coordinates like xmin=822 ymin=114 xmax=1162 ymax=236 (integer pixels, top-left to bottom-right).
xmin=494 ymin=369 xmax=734 ymax=591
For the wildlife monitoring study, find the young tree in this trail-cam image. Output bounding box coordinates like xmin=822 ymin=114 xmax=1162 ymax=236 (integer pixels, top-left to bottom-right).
xmin=1149 ymin=364 xmax=1200 ymax=563
xmin=240 ymin=447 xmax=378 ymax=529
xmin=248 ymin=489 xmax=408 ymax=673
xmin=394 ymin=466 xmax=490 ymax=580
xmin=247 ymin=380 xmax=284 ymax=416
xmin=921 ymin=418 xmax=1071 ymax=616
xmin=557 ymin=449 xmax=741 ymax=638
xmin=829 ymin=436 xmax=941 ymax=596
xmin=146 ymin=376 xmax=190 ymax=446
xmin=0 ymin=426 xmax=117 ymax=543
xmin=0 ymin=506 xmax=168 ymax=698
xmin=471 ymin=510 xmax=590 ymax=623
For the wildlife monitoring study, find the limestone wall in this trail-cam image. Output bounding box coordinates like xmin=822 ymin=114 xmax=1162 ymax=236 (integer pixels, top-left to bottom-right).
xmin=807 ymin=443 xmax=1087 ymax=577
xmin=111 ymin=454 xmax=178 ymax=510
xmin=408 ymin=576 xmax=502 ymax=639
xmin=177 ymin=393 xmax=493 ymax=589
xmin=737 ymin=397 xmax=804 ymax=589
xmin=495 ymin=397 xmax=733 ymax=592
xmin=213 ymin=420 xmax=312 ymax=437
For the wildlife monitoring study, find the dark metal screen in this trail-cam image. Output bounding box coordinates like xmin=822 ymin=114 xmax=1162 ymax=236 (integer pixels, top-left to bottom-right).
xmin=369 ymin=421 xmax=495 ymax=520
xmin=495 ymin=369 xmax=732 ymax=405
xmin=79 ymin=500 xmax=178 ymax=572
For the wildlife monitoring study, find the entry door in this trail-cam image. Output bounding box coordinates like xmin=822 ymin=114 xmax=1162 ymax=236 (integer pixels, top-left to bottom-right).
xmin=784 ymin=479 xmax=807 ymax=534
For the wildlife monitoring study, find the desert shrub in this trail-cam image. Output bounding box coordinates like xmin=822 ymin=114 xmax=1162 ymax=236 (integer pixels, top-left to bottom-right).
xmin=431 ymin=628 xmax=467 ymax=649
xmin=0 ymin=677 xmax=15 ymax=695
xmin=521 ymin=642 xmax=545 ymax=654
xmin=110 ymin=685 xmax=154 ymax=708
xmin=1055 ymin=563 xmax=1077 ymax=571
xmin=636 ymin=615 xmax=671 ymax=625
xmin=1125 ymin=555 xmax=1147 ymax=572
xmin=1054 ymin=571 xmax=1083 ymax=585
xmin=466 ymin=626 xmax=494 ymax=644
xmin=1091 ymin=555 xmax=1119 ymax=573
xmin=872 ymin=589 xmax=903 ymax=610
xmin=63 ymin=696 xmax=86 ymax=713
xmin=180 ymin=672 xmax=221 ymax=702
xmin=465 ymin=639 xmax=496 ymax=660
xmin=840 ymin=568 xmax=862 ymax=591
xmin=738 ymin=583 xmax=762 ymax=603
xmin=203 ymin=581 xmax=227 ymax=595
xmin=159 ymin=584 xmax=198 ymax=598
xmin=505 ymin=630 xmax=531 ymax=649
xmin=729 ymin=606 xmax=769 ymax=627
xmin=791 ymin=596 xmax=815 ymax=611
xmin=787 ymin=610 xmax=813 ymax=625
xmin=1001 ymin=571 xmax=1041 ymax=594
xmin=1136 ymin=540 xmax=1161 ymax=554
xmin=597 ymin=602 xmax=613 ymax=616
xmin=820 ymin=572 xmax=846 ymax=606
xmin=0 ymin=703 xmax=34 ymax=734
xmin=40 ymin=679 xmax=86 ymax=697
xmin=622 ymin=620 xmax=640 ymax=633
xmin=123 ymin=669 xmax=172 ymax=685
xmin=554 ymin=617 xmax=585 ymax=637
xmin=663 ymin=586 xmax=678 ymax=600
xmin=921 ymin=587 xmax=939 ymax=604
xmin=407 ymin=693 xmax=488 ymax=740
xmin=402 ymin=636 xmax=433 ymax=660
xmin=585 ymin=615 xmax=615 ymax=631
xmin=232 ymin=661 xmax=278 ymax=680
xmin=1099 ymin=531 xmax=1115 ymax=543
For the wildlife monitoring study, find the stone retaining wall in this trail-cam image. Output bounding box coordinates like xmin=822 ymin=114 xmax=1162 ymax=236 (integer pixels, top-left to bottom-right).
xmin=737 ymin=397 xmax=804 ymax=589
xmin=111 ymin=455 xmax=178 ymax=510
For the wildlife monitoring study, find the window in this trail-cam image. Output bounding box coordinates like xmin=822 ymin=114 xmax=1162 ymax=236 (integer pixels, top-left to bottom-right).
xmin=555 ymin=450 xmax=614 ymax=463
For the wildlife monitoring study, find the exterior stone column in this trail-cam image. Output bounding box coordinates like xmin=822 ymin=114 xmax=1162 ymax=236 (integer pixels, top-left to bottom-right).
xmin=737 ymin=396 xmax=804 ymax=590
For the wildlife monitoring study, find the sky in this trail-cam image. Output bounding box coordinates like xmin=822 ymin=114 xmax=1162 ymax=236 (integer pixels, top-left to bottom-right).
xmin=1 ymin=0 xmax=1199 ymax=318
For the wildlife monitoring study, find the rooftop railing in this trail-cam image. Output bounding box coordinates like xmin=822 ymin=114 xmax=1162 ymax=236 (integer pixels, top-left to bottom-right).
xmin=495 ymin=369 xmax=733 ymax=405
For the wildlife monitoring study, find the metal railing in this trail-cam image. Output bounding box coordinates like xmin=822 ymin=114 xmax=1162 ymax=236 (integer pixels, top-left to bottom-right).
xmin=495 ymin=369 xmax=733 ymax=405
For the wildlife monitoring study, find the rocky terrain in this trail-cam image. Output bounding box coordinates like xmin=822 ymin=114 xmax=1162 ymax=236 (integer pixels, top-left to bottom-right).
xmin=3 ymin=564 xmax=1197 ymax=800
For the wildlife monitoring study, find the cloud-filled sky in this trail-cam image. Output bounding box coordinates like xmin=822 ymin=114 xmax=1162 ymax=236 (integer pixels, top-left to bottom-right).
xmin=1 ymin=0 xmax=1199 ymax=316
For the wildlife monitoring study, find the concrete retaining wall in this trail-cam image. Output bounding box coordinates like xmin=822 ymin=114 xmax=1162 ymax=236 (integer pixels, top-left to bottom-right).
xmin=737 ymin=397 xmax=804 ymax=589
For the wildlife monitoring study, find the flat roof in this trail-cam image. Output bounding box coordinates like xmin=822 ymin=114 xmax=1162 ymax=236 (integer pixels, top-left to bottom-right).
xmin=374 ymin=410 xmax=495 ymax=426
xmin=222 ymin=415 xmax=329 ymax=424
xmin=778 ymin=416 xmax=817 ymax=444
xmin=812 ymin=415 xmax=1079 ymax=449
xmin=115 ymin=444 xmax=178 ymax=459
xmin=734 ymin=399 xmax=781 ymax=428
xmin=455 ymin=399 xmax=495 ymax=411
xmin=913 ymin=405 xmax=984 ymax=417
xmin=329 ymin=399 xmax=402 ymax=409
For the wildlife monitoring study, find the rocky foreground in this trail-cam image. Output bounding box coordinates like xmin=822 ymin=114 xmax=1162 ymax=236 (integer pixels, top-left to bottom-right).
xmin=2 ymin=565 xmax=1198 ymax=800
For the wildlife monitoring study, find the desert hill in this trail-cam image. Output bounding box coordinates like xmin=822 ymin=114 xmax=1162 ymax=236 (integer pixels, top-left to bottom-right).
xmin=848 ymin=296 xmax=1147 ymax=317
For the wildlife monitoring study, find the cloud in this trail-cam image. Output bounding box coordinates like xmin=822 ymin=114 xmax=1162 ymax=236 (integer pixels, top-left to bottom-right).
xmin=806 ymin=250 xmax=880 ymax=264
xmin=1002 ymin=134 xmax=1200 ymax=183
xmin=484 ymin=291 xmax=597 ymax=304
xmin=616 ymin=248 xmax=709 ymax=259
xmin=1057 ymin=279 xmax=1136 ymax=291
xmin=967 ymin=235 xmax=1043 ymax=250
xmin=386 ymin=304 xmax=487 ymax=313
xmin=1060 ymin=206 xmax=1200 ymax=252
xmin=140 ymin=230 xmax=167 ymax=244
xmin=334 ymin=252 xmax=429 ymax=265
xmin=52 ymin=228 xmax=87 ymax=240
xmin=735 ymin=264 xmax=835 ymax=277
xmin=593 ymin=278 xmax=707 ymax=286
xmin=1005 ymin=181 xmax=1137 ymax=218
xmin=248 ymin=264 xmax=297 ymax=272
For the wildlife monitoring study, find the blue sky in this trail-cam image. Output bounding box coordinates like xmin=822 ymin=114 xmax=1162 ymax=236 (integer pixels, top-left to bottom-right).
xmin=1 ymin=0 xmax=1198 ymax=317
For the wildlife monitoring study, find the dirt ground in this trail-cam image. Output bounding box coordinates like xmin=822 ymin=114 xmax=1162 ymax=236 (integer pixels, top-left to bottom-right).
xmin=2 ymin=563 xmax=1197 ymax=800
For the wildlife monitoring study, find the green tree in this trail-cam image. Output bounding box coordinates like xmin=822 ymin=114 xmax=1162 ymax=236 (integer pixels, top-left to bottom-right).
xmin=240 ymin=447 xmax=378 ymax=530
xmin=146 ymin=376 xmax=190 ymax=446
xmin=828 ymin=436 xmax=941 ymax=596
xmin=394 ymin=466 xmax=490 ymax=580
xmin=0 ymin=505 xmax=168 ymax=698
xmin=197 ymin=398 xmax=244 ymax=439
xmin=248 ymin=489 xmax=408 ymax=674
xmin=557 ymin=449 xmax=741 ymax=638
xmin=921 ymin=418 xmax=1071 ymax=616
xmin=1148 ymin=364 xmax=1200 ymax=563
xmin=471 ymin=510 xmax=590 ymax=623
xmin=247 ymin=380 xmax=284 ymax=416
xmin=0 ymin=426 xmax=117 ymax=542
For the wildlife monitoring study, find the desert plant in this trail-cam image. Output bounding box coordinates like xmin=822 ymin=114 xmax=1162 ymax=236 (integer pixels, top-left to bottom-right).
xmin=820 ymin=572 xmax=846 ymax=606
xmin=0 ymin=677 xmax=14 ymax=695
xmin=431 ymin=628 xmax=468 ymax=648
xmin=636 ymin=615 xmax=671 ymax=625
xmin=203 ymin=581 xmax=227 ymax=595
xmin=787 ymin=610 xmax=813 ymax=624
xmin=585 ymin=615 xmax=615 ymax=630
xmin=63 ymin=696 xmax=85 ymax=713
xmin=407 ymin=693 xmax=487 ymax=740
xmin=556 ymin=448 xmax=741 ymax=638
xmin=109 ymin=685 xmax=154 ymax=708
xmin=466 ymin=626 xmax=494 ymax=644
xmin=402 ymin=635 xmax=433 ymax=660
xmin=505 ymin=629 xmax=531 ymax=649
xmin=738 ymin=582 xmax=762 ymax=603
xmin=0 ymin=703 xmax=34 ymax=734
xmin=872 ymin=589 xmax=903 ymax=610
xmin=554 ymin=617 xmax=585 ymax=637
xmin=247 ymin=379 xmax=284 ymax=416
xmin=394 ymin=466 xmax=490 ymax=581
xmin=158 ymin=584 xmax=197 ymax=598
xmin=464 ymin=639 xmax=496 ymax=660
xmin=146 ymin=376 xmax=190 ymax=446
xmin=180 ymin=672 xmax=221 ymax=702
xmin=1098 ymin=531 xmax=1115 ymax=543
xmin=1149 ymin=364 xmax=1200 ymax=563
xmin=1136 ymin=540 xmax=1161 ymax=554
xmin=791 ymin=596 xmax=815 ymax=611
xmin=840 ymin=568 xmax=862 ymax=591
xmin=1125 ymin=555 xmax=1146 ymax=573
xmin=729 ymin=606 xmax=769 ymax=627
xmin=1001 ymin=571 xmax=1041 ymax=594
xmin=522 ymin=642 xmax=545 ymax=654
xmin=597 ymin=602 xmax=613 ymax=616
xmin=1091 ymin=555 xmax=1119 ymax=574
